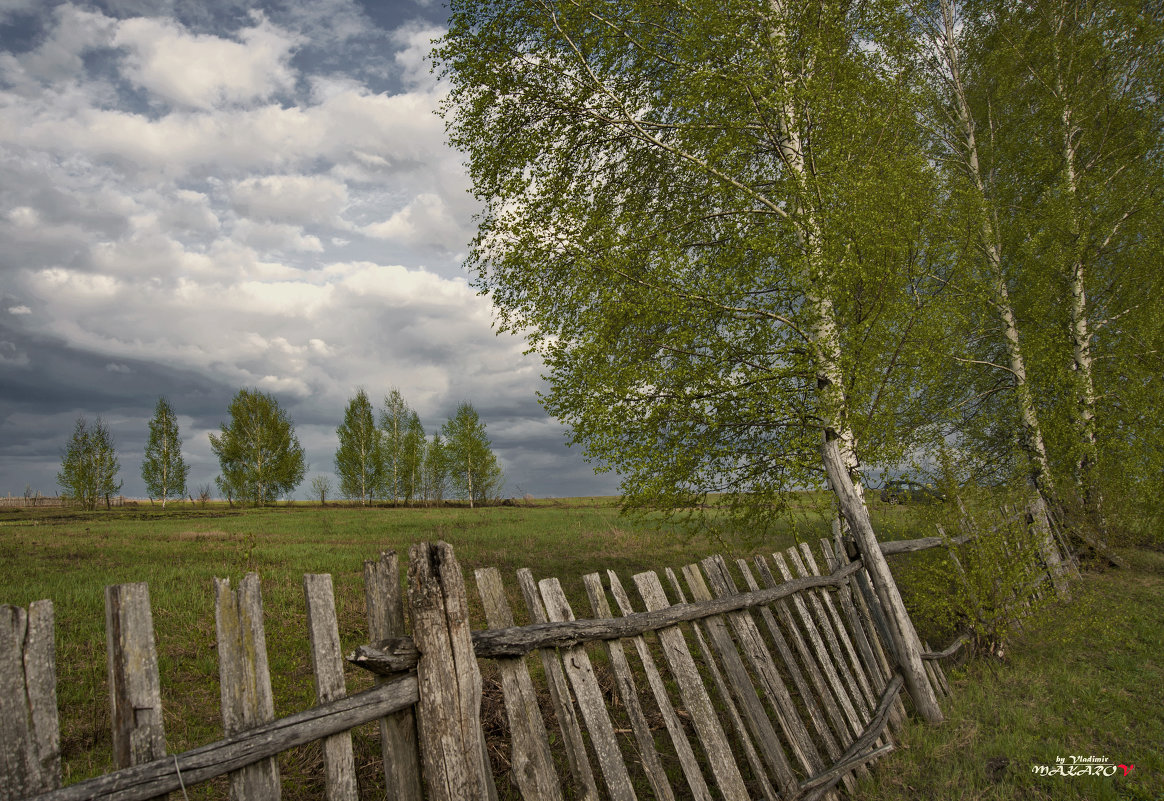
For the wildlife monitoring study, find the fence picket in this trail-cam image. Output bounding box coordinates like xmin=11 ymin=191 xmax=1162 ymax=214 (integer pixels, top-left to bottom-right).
xmin=515 ymin=568 xmax=600 ymax=801
xmin=679 ymin=563 xmax=794 ymax=798
xmin=633 ymin=570 xmax=751 ymax=801
xmin=363 ymin=551 xmax=422 ymax=800
xmin=215 ymin=573 xmax=280 ymax=801
xmin=797 ymin=545 xmax=878 ymax=711
xmin=538 ymin=578 xmax=637 ymax=801
xmin=303 ymin=574 xmax=358 ymax=801
xmin=664 ymin=568 xmax=777 ymax=801
xmin=607 ymin=571 xmax=713 ymax=801
xmin=408 ymin=542 xmax=494 ymax=801
xmin=2 ymin=601 xmax=62 ymax=797
xmin=104 ymin=582 xmax=167 ymax=801
xmin=476 ymin=568 xmax=563 ymax=801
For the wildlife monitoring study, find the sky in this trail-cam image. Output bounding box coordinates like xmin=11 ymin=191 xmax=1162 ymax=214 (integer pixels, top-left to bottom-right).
xmin=0 ymin=0 xmax=620 ymax=500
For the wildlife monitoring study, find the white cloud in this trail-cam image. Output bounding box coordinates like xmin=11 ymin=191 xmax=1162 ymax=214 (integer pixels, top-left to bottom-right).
xmin=7 ymin=305 xmax=31 ymax=315
xmin=391 ymin=22 xmax=444 ymax=90
xmin=114 ymin=12 xmax=301 ymax=110
xmin=105 ymin=362 xmax=130 ymax=373
xmin=231 ymin=174 xmax=349 ymax=225
xmin=362 ymin=192 xmax=467 ymax=249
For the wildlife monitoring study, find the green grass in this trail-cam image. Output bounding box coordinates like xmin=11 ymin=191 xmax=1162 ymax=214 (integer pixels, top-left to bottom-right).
xmin=3 ymin=497 xmax=1155 ymax=799
xmin=0 ymin=498 xmax=830 ymax=795
xmin=857 ymin=547 xmax=1164 ymax=801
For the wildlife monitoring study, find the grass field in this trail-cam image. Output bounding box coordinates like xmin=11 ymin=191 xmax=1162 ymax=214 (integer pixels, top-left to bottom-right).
xmin=1 ymin=496 xmax=1156 ymax=799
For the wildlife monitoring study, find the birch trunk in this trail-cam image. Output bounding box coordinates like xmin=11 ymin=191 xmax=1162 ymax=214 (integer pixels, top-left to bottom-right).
xmin=764 ymin=0 xmax=943 ymax=723
xmin=937 ymin=0 xmax=1066 ymax=587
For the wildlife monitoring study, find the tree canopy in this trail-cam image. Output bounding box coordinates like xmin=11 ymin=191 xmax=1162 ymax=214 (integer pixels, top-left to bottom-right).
xmin=209 ymin=388 xmax=307 ymax=506
xmin=335 ymin=388 xmax=385 ymax=505
xmin=58 ymin=416 xmax=122 ymax=511
xmin=441 ymin=402 xmax=504 ymax=508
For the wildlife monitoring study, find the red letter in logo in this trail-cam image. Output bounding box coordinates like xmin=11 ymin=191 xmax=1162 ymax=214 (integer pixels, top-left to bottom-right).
xmin=1118 ymin=764 xmax=1134 ymax=777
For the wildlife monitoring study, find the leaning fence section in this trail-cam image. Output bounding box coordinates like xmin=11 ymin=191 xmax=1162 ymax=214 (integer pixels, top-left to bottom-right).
xmin=1 ymin=519 xmax=1055 ymax=801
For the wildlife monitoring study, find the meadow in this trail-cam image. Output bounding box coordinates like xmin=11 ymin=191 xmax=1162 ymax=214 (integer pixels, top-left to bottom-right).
xmin=1 ymin=496 xmax=1157 ymax=799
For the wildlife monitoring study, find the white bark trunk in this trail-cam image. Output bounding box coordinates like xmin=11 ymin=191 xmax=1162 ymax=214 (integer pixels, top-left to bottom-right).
xmin=938 ymin=0 xmax=1066 ymax=588
xmin=767 ymin=0 xmax=943 ymax=723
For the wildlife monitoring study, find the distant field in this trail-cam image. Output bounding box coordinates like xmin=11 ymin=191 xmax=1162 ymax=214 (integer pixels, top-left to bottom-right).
xmin=0 ymin=494 xmax=991 ymax=796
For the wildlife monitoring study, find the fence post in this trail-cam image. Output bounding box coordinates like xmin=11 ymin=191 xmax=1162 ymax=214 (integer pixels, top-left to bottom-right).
xmin=0 ymin=601 xmax=60 ymax=798
xmin=821 ymin=438 xmax=944 ymax=724
xmin=215 ymin=573 xmax=280 ymax=801
xmin=105 ymin=583 xmax=167 ymax=791
xmin=364 ymin=552 xmax=422 ymax=800
xmin=407 ymin=542 xmax=493 ymax=801
xmin=304 ymin=574 xmax=358 ymax=801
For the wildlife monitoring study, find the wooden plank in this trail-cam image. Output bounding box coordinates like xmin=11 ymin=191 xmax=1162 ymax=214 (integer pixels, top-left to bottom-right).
xmin=363 ymin=552 xmax=421 ymax=801
xmin=749 ymin=556 xmax=853 ymax=755
xmin=1 ymin=601 xmax=61 ymax=798
xmin=785 ymin=548 xmax=873 ymax=720
xmin=25 ymin=600 xmax=62 ymax=794
xmin=818 ymin=540 xmax=905 ymax=735
xmin=607 ymin=571 xmax=713 ymax=801
xmin=408 ymin=542 xmax=493 ymax=801
xmin=303 ymin=574 xmax=358 ymax=801
xmin=351 ymin=562 xmax=865 ymax=674
xmin=1 ymin=604 xmax=34 ymax=797
xmin=29 ymin=676 xmax=419 ymax=801
xmin=104 ymin=582 xmax=167 ymax=801
xmin=632 ymin=570 xmax=750 ymax=801
xmin=678 ymin=563 xmax=793 ymax=798
xmin=770 ymin=553 xmax=864 ymax=741
xmin=921 ymin=642 xmax=948 ymax=698
xmin=699 ymin=556 xmax=823 ymax=780
xmin=539 ymin=578 xmax=637 ymax=801
xmin=733 ymin=559 xmax=852 ymax=795
xmin=584 ymin=573 xmax=675 ymax=801
xmin=476 ymin=568 xmax=563 ymax=801
xmin=515 ymin=569 xmax=599 ymax=801
xmin=796 ymin=545 xmax=877 ymax=711
xmin=214 ymin=573 xmax=280 ymax=801
xmin=879 ymin=533 xmax=973 ymax=556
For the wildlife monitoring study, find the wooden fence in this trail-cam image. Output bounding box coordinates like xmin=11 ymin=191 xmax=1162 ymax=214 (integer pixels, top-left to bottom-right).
xmin=2 ymin=525 xmax=1055 ymax=801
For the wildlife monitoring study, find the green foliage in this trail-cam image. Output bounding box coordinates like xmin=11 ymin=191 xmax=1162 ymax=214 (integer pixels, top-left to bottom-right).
xmin=209 ymin=388 xmax=307 ymax=506
xmin=441 ymin=402 xmax=504 ymax=507
xmin=57 ymin=416 xmax=122 ymax=511
xmin=422 ymin=433 xmax=449 ymax=504
xmin=400 ymin=411 xmax=425 ymax=505
xmin=334 ymin=389 xmax=385 ymax=505
xmin=438 ymin=0 xmax=951 ymax=535
xmin=141 ymin=396 xmax=189 ymax=508
xmin=379 ymin=388 xmax=410 ymax=503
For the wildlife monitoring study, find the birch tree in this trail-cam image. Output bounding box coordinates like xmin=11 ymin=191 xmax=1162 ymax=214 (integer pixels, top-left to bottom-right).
xmin=141 ymin=397 xmax=189 ymax=509
xmin=379 ymin=388 xmax=410 ymax=504
xmin=400 ymin=411 xmax=426 ymax=505
xmin=335 ymin=388 xmax=385 ymax=505
xmin=209 ymin=388 xmax=307 ymax=506
xmin=58 ymin=416 xmax=122 ymax=511
xmin=422 ymin=433 xmax=449 ymax=505
xmin=441 ymin=403 xmax=503 ymax=508
xmin=440 ymin=0 xmax=945 ymax=720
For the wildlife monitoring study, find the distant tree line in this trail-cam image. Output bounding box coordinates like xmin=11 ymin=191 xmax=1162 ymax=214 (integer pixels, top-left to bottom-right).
xmin=54 ymin=388 xmax=504 ymax=509
xmin=335 ymin=388 xmax=503 ymax=508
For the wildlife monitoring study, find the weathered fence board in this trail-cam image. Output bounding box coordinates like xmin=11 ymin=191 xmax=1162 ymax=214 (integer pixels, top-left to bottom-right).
xmin=303 ymin=574 xmax=358 ymax=801
xmin=363 ymin=551 xmax=422 ymax=801
xmin=584 ymin=573 xmax=676 ymax=801
xmin=214 ymin=573 xmax=280 ymax=801
xmin=476 ymin=568 xmax=563 ymax=801
xmin=538 ymin=578 xmax=636 ymax=801
xmin=1 ymin=601 xmax=61 ymax=797
xmin=515 ymin=568 xmax=600 ymax=801
xmin=104 ymin=583 xmax=167 ymax=801
xmin=408 ymin=542 xmax=494 ymax=801
xmin=607 ymin=571 xmax=713 ymax=801
xmin=633 ymin=570 xmax=751 ymax=801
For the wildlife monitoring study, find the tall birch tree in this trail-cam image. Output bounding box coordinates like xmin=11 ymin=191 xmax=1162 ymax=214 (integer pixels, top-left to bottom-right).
xmin=440 ymin=0 xmax=945 ymax=720
xmin=335 ymin=389 xmax=385 ymax=505
xmin=379 ymin=388 xmax=410 ymax=504
xmin=141 ymin=397 xmax=189 ymax=509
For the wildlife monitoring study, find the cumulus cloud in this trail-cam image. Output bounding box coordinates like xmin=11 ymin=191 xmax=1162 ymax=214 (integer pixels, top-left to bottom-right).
xmin=0 ymin=2 xmax=613 ymax=500
xmin=113 ymin=12 xmax=300 ymax=109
